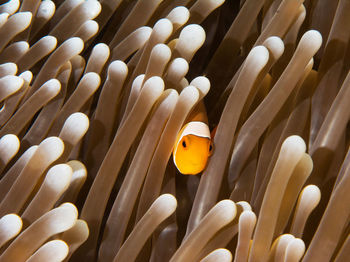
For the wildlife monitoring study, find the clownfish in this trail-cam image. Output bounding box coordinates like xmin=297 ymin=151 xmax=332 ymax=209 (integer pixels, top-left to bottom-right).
xmin=173 ymin=103 xmax=213 ymax=175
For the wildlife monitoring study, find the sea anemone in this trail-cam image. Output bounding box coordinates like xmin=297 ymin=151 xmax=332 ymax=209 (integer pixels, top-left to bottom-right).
xmin=0 ymin=0 xmax=348 ymax=261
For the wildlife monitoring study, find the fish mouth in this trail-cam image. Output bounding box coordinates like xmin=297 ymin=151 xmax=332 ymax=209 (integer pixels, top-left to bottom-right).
xmin=177 ymin=163 xmax=205 ymax=175
xmin=189 ymin=162 xmax=207 ymax=173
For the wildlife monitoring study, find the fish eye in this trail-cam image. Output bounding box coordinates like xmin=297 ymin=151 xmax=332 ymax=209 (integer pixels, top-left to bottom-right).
xmin=208 ymin=141 xmax=214 ymax=156
xmin=182 ymin=140 xmax=187 ymax=148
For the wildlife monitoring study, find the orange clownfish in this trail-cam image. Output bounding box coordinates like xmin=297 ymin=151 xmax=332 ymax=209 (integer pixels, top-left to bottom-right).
xmin=172 ymin=103 xmax=213 ymax=175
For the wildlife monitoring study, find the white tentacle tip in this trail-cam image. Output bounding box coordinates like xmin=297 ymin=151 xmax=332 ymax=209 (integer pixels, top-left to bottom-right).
xmin=153 ymin=194 xmax=177 ymax=215
xmin=282 ymin=135 xmax=306 ymax=154
xmin=214 ymin=199 xmax=237 ymax=223
xmin=248 ymin=46 xmax=269 ymax=67
xmin=108 ymin=60 xmax=128 ymax=78
xmin=0 ymin=214 xmax=22 ymax=237
xmin=301 ymin=30 xmax=323 ymax=51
